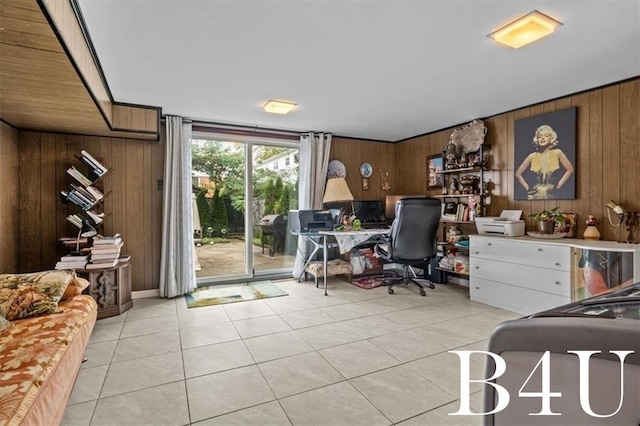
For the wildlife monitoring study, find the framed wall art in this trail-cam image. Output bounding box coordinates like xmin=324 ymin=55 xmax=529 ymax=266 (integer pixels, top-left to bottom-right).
xmin=514 ymin=107 xmax=576 ymax=200
xmin=427 ymin=154 xmax=444 ymax=189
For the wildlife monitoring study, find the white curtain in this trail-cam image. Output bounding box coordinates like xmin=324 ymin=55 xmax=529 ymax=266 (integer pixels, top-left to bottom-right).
xmin=292 ymin=132 xmax=332 ymax=278
xmin=159 ymin=116 xmax=196 ymax=298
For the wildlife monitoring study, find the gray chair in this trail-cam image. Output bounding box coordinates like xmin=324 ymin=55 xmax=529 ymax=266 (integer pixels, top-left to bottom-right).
xmin=376 ymin=198 xmax=442 ymax=296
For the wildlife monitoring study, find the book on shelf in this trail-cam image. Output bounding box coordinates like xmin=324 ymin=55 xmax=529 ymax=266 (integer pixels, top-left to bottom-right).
xmin=85 ymin=210 xmax=104 ymax=224
xmin=89 ymin=256 xmax=119 ymax=264
xmin=91 ymin=252 xmax=121 ymax=260
xmin=90 ymin=248 xmax=123 ymax=256
xmin=118 ymin=254 xmax=131 ymax=263
xmin=80 ymin=150 xmax=109 ymax=175
xmin=55 ymin=257 xmax=88 ymax=269
xmin=93 ymin=234 xmax=122 ymax=246
xmin=86 ymin=258 xmax=118 ymax=269
xmin=67 ymin=166 xmax=92 ymax=187
xmin=85 ymin=185 xmax=104 ymax=200
xmin=60 ymin=253 xmax=90 ymax=261
xmin=70 ymin=183 xmax=97 ymax=203
xmin=61 ymin=190 xmax=91 ymax=210
xmin=66 ymin=214 xmax=83 ymax=229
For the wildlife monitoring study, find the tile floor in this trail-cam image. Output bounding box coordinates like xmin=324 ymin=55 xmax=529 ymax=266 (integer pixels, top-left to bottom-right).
xmin=62 ymin=278 xmax=519 ymax=426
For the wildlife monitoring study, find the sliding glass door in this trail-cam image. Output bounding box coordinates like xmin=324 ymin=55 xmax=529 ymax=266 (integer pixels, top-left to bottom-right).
xmin=191 ymin=133 xmax=298 ymax=285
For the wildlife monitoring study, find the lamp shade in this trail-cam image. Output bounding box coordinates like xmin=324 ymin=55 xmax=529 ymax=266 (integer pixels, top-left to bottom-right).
xmin=323 ymin=177 xmax=354 ymax=204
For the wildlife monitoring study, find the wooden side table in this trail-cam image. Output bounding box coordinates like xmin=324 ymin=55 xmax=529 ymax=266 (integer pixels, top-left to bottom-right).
xmin=78 ymin=262 xmax=133 ymax=319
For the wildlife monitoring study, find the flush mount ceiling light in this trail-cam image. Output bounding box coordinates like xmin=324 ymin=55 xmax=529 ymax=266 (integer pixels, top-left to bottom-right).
xmin=262 ymin=100 xmax=297 ymax=115
xmin=488 ymin=10 xmax=562 ymax=49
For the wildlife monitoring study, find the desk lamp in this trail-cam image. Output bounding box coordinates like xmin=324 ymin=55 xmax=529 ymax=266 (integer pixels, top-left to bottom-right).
xmin=323 ymin=177 xmax=354 ymax=204
xmin=72 ymin=219 xmax=98 ymax=255
xmin=323 ymin=177 xmax=355 ymax=226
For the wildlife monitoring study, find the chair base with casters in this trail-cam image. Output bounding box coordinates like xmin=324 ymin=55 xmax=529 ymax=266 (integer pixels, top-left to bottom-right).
xmin=382 ymin=264 xmax=435 ymax=296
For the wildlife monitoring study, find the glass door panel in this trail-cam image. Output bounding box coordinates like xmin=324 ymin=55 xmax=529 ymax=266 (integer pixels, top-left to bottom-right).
xmin=192 ymin=138 xmax=249 ymax=282
xmin=252 ymin=145 xmax=299 ymax=275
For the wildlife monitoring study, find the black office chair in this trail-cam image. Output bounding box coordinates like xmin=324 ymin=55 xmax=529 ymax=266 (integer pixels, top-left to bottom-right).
xmin=375 ymin=198 xmax=442 ymax=296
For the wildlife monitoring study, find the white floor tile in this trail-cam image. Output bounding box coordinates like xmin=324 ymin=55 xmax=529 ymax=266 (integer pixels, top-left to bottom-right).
xmin=244 ymin=330 xmax=314 ymax=363
xmin=193 ymin=401 xmax=290 ymax=425
xmin=258 ymin=351 xmax=344 ymax=398
xmin=350 ymin=365 xmax=457 ymax=423
xmin=183 ymin=340 xmax=255 ymax=378
xmin=319 ymin=340 xmax=400 ymax=379
xmin=279 ymin=381 xmax=390 ymax=425
xmin=234 ymin=314 xmax=292 ymax=338
xmin=91 ymin=381 xmax=189 ymax=426
xmin=187 ymin=365 xmax=275 ymax=422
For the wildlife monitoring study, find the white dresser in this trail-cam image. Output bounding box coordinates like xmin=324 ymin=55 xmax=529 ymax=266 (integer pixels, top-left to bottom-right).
xmin=469 ymin=235 xmax=640 ymax=315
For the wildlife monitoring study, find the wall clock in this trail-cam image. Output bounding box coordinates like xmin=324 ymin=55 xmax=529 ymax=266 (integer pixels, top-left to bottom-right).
xmin=359 ymin=162 xmax=373 ymax=178
xmin=327 ymin=160 xmax=346 ymax=178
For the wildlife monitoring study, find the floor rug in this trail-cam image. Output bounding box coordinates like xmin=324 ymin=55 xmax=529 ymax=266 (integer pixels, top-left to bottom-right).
xmin=350 ymin=272 xmax=398 ymax=290
xmin=185 ymin=281 xmax=288 ymax=308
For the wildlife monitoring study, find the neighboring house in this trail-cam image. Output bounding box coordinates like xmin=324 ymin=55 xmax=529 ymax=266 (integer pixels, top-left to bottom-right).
xmin=255 ymin=149 xmax=297 ymax=174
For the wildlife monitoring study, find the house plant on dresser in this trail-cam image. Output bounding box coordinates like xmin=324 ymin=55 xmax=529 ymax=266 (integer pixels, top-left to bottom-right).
xmin=529 ymin=207 xmax=566 ymax=234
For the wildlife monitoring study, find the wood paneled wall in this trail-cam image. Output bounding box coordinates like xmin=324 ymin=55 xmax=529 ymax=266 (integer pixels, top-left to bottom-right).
xmin=0 ymin=121 xmax=20 ymax=273
xmin=17 ymin=131 xmax=165 ymax=291
xmin=330 ymin=137 xmax=396 ymax=201
xmin=10 ymin=78 xmax=638 ymax=289
xmin=394 ymin=79 xmax=640 ymax=240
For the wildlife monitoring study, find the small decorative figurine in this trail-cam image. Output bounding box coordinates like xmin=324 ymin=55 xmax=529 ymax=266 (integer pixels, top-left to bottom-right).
xmin=583 ymin=214 xmax=601 ymax=240
xmin=444 ymin=141 xmax=459 ymax=170
xmin=449 ymin=177 xmax=459 ymax=195
xmin=457 ymin=153 xmax=468 ymax=169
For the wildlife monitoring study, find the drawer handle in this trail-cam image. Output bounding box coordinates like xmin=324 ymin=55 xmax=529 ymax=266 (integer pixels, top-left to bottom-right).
xmin=475 ymin=286 xmax=480 ymax=290
xmin=555 ymin=281 xmax=561 ymax=285
xmin=475 ymin=251 xmax=480 ymax=255
xmin=487 ymin=243 xmax=492 ymax=246
xmin=537 ymin=248 xmax=543 ymax=252
xmin=475 ymin=266 xmax=479 ymax=269
xmin=555 ymin=262 xmax=561 ymax=266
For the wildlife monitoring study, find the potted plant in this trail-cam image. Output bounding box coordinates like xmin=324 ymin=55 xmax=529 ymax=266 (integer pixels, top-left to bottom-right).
xmin=529 ymin=207 xmax=566 ymax=234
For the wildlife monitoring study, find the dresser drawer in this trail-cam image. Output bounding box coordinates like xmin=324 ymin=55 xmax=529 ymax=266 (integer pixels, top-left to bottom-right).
xmin=470 ymin=238 xmax=571 ymax=271
xmin=470 ymin=257 xmax=571 ymax=297
xmin=470 ymin=277 xmax=571 ymax=315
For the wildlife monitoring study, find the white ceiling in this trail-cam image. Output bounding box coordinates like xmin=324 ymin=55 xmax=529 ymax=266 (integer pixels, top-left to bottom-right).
xmin=77 ymin=1 xmax=639 ymax=142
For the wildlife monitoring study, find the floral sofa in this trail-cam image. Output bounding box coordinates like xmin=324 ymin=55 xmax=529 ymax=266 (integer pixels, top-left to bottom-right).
xmin=0 ymin=270 xmax=98 ymax=426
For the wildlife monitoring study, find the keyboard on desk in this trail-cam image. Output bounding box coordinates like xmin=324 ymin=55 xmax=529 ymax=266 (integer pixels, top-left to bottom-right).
xmin=361 ymin=222 xmax=390 ymax=229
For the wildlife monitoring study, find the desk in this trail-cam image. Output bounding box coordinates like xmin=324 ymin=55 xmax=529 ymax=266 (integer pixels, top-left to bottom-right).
xmin=295 ymin=229 xmax=389 ymax=295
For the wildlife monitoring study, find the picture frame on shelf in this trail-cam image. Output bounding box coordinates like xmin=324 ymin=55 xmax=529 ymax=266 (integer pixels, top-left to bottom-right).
xmin=427 ymin=155 xmax=444 ymax=189
xmin=557 ymin=212 xmax=578 ymax=237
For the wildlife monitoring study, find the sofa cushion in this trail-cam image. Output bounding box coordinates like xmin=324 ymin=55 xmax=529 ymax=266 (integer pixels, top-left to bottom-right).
xmin=0 ymin=270 xmax=73 ymax=321
xmin=62 ymin=276 xmax=90 ymax=300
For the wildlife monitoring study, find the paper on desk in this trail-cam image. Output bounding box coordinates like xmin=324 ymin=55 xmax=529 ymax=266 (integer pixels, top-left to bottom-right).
xmin=499 ymin=210 xmax=523 ymax=220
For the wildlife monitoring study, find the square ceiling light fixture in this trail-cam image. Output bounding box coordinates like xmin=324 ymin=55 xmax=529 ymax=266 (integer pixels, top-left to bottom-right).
xmin=262 ymin=100 xmax=297 ymax=115
xmin=489 ymin=10 xmax=562 ymax=49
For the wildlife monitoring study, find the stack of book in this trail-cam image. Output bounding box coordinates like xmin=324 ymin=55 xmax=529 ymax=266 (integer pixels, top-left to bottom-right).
xmin=86 ymin=234 xmax=123 ymax=269
xmin=55 ymin=253 xmax=89 ymax=270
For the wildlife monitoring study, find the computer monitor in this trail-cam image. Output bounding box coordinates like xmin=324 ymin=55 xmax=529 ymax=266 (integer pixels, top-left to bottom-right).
xmin=352 ymin=200 xmax=386 ymax=227
xmin=385 ymin=195 xmax=427 ymax=221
